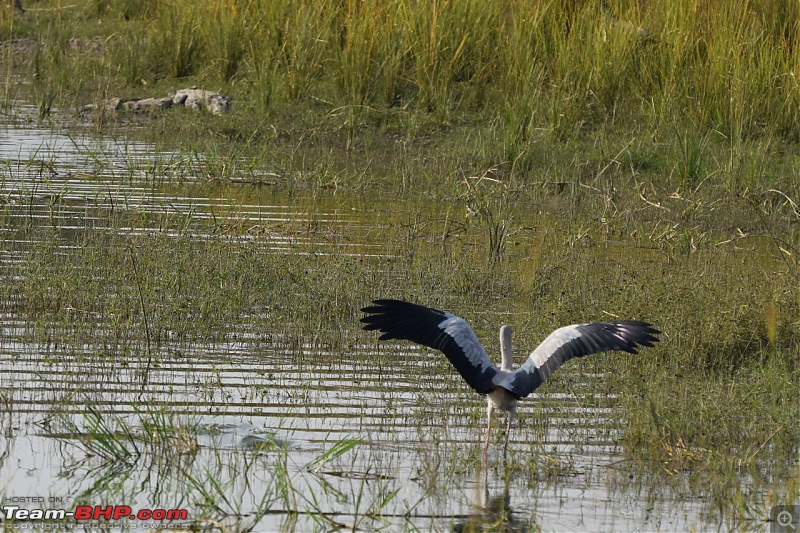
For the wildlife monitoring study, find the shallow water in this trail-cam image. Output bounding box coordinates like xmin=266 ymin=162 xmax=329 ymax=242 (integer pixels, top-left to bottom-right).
xmin=0 ymin=120 xmax=760 ymax=531
xmin=1 ymin=331 xmax=705 ymax=531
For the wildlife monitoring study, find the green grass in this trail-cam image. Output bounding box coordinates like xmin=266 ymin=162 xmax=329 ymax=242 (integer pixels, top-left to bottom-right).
xmin=48 ymin=404 xmax=370 ymax=531
xmin=1 ymin=1 xmax=800 ymax=199
xmin=0 ymin=187 xmax=797 ymax=525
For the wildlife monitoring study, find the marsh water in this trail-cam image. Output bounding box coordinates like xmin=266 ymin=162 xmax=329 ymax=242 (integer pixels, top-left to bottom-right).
xmin=0 ymin=117 xmax=752 ymax=531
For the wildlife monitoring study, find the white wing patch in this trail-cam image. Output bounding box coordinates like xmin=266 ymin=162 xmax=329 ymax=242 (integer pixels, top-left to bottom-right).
xmin=528 ymin=324 xmax=585 ymax=380
xmin=439 ymin=314 xmax=493 ymax=371
xmin=530 ymin=325 xmax=583 ymax=367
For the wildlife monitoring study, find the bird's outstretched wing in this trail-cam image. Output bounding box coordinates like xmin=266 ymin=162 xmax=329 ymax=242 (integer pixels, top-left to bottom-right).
xmin=502 ymin=321 xmax=660 ymax=398
xmin=360 ymin=299 xmax=499 ymax=394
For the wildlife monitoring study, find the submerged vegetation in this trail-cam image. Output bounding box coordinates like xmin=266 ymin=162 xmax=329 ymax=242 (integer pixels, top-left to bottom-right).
xmin=1 ymin=0 xmax=799 ymax=529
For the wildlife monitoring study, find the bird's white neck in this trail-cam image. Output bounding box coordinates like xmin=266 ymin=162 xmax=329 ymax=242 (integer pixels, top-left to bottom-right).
xmin=499 ymin=325 xmax=513 ymax=371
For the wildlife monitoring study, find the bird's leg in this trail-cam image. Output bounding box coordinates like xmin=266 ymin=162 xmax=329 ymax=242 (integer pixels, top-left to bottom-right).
xmin=502 ymin=407 xmax=516 ymax=458
xmin=484 ymin=400 xmax=493 ymax=453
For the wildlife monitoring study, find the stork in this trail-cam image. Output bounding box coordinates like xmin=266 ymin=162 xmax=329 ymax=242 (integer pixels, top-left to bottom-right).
xmin=360 ymin=299 xmax=659 ymax=455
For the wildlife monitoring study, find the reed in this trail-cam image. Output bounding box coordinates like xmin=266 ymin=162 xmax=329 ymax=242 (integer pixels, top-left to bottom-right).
xmin=3 ymin=1 xmax=797 ymax=142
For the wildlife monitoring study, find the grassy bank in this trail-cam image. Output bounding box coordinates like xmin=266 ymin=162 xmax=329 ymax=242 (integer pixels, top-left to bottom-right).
xmin=2 ymin=1 xmax=800 ymax=201
xmin=4 ymin=0 xmax=800 ymax=138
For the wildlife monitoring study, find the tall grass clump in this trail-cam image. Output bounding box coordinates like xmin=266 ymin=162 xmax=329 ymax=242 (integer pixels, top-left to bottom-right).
xmin=327 ymin=0 xmax=407 ymax=146
xmin=546 ymin=3 xmax=644 ymax=133
xmin=640 ymin=0 xmax=800 ymax=145
xmin=149 ymin=3 xmax=203 ymax=80
xmin=490 ymin=3 xmax=549 ymax=172
xmin=204 ymin=1 xmax=254 ymax=82
xmin=691 ymin=3 xmax=790 ymax=140
xmin=254 ymin=0 xmax=336 ymax=102
xmin=401 ymin=0 xmax=500 ymax=117
xmin=333 ymin=0 xmax=404 ymax=109
xmin=10 ymin=0 xmax=800 ymax=151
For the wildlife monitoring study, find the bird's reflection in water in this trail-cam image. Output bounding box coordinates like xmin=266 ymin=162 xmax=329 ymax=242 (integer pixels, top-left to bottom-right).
xmin=452 ymin=456 xmax=535 ymax=533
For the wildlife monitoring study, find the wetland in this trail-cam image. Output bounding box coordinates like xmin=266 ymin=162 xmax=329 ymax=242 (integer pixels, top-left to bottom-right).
xmin=1 ymin=1 xmax=799 ymax=531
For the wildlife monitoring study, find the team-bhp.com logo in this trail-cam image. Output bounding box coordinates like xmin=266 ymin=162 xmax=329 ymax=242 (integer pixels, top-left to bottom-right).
xmin=3 ymin=504 xmax=188 ymax=522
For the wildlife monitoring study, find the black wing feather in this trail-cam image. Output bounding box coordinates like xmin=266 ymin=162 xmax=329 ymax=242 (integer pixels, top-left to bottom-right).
xmin=507 ymin=321 xmax=660 ymax=398
xmin=361 ymin=299 xmax=498 ymax=394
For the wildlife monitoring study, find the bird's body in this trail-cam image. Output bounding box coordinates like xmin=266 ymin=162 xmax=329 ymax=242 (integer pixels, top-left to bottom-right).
xmin=485 ymin=325 xmax=517 ymax=451
xmin=361 ymin=299 xmax=660 ymax=455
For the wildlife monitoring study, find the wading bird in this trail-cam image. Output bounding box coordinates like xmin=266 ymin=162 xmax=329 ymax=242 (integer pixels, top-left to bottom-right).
xmin=361 ymin=299 xmax=659 ymax=455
